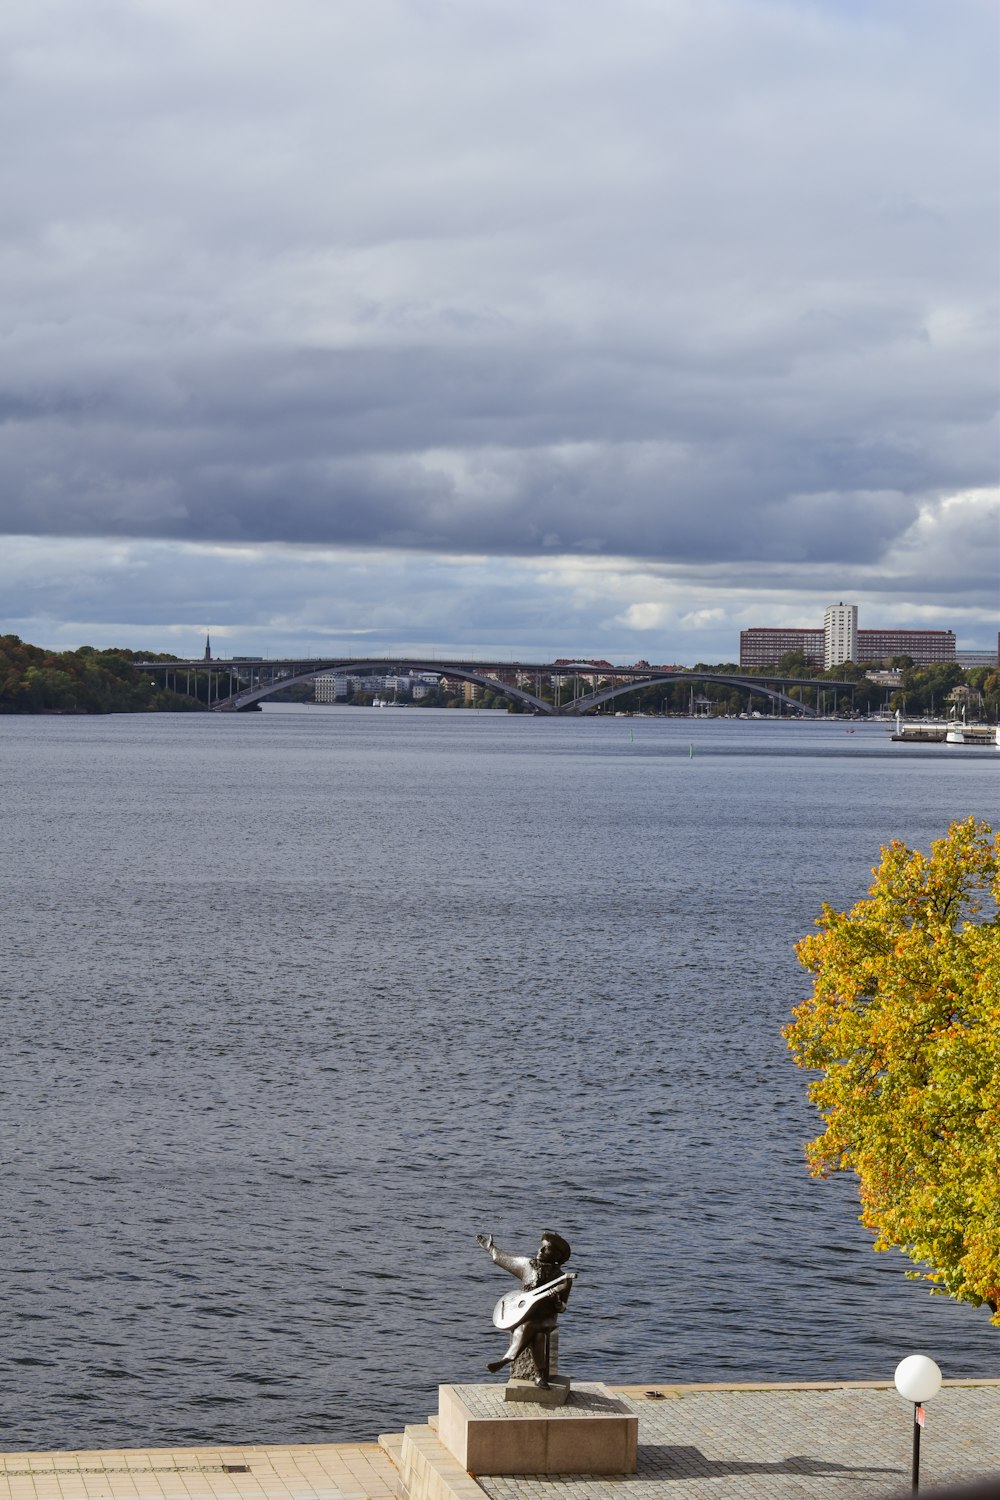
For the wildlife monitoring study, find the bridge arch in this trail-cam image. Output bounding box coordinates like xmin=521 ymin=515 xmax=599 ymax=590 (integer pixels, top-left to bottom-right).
xmin=136 ymin=656 xmax=849 ymax=718
xmin=566 ymin=672 xmax=819 ymax=717
xmin=214 ymin=660 xmax=554 ymax=715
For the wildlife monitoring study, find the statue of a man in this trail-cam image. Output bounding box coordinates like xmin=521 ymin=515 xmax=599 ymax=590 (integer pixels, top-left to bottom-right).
xmin=476 ymin=1229 xmax=574 ymax=1387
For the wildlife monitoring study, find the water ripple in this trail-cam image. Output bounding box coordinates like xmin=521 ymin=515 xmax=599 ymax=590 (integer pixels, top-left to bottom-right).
xmin=0 ymin=711 xmax=996 ymax=1449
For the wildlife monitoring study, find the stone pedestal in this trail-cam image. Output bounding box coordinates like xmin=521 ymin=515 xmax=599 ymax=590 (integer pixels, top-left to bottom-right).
xmin=437 ymin=1382 xmax=638 ymax=1476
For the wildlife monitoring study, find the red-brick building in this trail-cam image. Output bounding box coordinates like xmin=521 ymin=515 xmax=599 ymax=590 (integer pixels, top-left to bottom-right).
xmin=739 ymin=625 xmax=957 ymax=670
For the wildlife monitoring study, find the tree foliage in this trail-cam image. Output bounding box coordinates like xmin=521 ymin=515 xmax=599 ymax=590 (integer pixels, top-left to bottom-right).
xmin=0 ymin=636 xmax=194 ymax=713
xmin=785 ymin=818 xmax=1000 ymax=1324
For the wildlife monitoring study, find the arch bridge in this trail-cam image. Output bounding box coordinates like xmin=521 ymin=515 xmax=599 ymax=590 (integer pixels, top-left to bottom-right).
xmin=135 ymin=655 xmax=854 ymax=718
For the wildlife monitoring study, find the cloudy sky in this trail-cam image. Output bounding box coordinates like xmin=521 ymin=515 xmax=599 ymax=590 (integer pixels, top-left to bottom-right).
xmin=2 ymin=0 xmax=997 ymax=663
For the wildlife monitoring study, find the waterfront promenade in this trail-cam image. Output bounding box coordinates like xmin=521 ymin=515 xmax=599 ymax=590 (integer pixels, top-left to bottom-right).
xmin=3 ymin=1382 xmax=998 ymax=1500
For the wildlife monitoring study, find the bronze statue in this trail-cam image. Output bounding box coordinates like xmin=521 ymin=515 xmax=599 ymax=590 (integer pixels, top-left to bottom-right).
xmin=476 ymin=1230 xmax=575 ymax=1388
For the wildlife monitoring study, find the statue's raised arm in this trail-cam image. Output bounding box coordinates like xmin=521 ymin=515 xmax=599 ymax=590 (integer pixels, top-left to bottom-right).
xmin=478 ymin=1232 xmax=534 ymax=1282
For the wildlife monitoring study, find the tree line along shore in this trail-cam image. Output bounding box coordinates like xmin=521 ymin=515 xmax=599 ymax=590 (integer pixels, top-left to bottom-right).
xmin=1 ymin=633 xmax=997 ymax=718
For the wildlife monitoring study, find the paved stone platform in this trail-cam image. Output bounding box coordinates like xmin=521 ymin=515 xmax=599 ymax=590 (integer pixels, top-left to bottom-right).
xmin=480 ymin=1383 xmax=1000 ymax=1500
xmin=0 ymin=1443 xmax=398 ymax=1500
xmin=2 ymin=1384 xmax=998 ymax=1500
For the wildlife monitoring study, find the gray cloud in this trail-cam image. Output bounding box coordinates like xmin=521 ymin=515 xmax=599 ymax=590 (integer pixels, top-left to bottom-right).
xmin=2 ymin=514 xmax=995 ymax=669
xmin=0 ymin=0 xmax=996 ymax=607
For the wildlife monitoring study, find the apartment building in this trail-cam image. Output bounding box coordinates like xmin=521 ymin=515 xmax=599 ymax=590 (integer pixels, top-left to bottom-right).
xmin=739 ymin=628 xmax=825 ymax=670
xmin=823 ymin=602 xmax=858 ymax=669
xmin=740 ymin=609 xmax=957 ymax=670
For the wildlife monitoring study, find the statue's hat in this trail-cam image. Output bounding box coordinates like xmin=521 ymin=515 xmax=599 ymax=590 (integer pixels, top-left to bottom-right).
xmin=540 ymin=1230 xmax=571 ymax=1263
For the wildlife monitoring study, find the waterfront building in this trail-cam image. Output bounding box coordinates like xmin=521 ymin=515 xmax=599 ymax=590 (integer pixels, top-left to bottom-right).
xmin=740 ymin=615 xmax=957 ymax=669
xmin=857 ymin=628 xmax=957 ymax=664
xmin=438 ymin=675 xmax=479 ymax=701
xmin=956 ymin=648 xmax=1000 ymax=668
xmin=315 ymin=670 xmax=444 ymax=703
xmin=314 ymin=672 xmax=347 ymax=702
xmin=739 ymin=628 xmax=825 ymax=670
xmin=823 ymin=602 xmax=858 ymax=669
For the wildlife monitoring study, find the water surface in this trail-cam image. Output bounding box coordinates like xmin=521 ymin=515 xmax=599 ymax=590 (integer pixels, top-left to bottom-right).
xmin=1 ymin=709 xmax=996 ymax=1449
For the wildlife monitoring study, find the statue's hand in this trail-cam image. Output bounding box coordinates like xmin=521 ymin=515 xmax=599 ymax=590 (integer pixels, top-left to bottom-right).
xmin=476 ymin=1233 xmax=494 ymax=1251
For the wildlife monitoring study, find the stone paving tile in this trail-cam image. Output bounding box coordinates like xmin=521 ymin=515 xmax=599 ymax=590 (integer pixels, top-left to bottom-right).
xmin=454 ymin=1388 xmax=626 ymax=1421
xmin=475 ymin=1385 xmax=1000 ymax=1500
xmin=0 ymin=1447 xmax=396 ymax=1500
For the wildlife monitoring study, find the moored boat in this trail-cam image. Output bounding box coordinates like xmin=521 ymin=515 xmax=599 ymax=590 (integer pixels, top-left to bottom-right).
xmin=944 ymin=723 xmax=997 ymax=746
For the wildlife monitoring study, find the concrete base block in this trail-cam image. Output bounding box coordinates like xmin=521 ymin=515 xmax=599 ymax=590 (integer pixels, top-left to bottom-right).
xmin=504 ymin=1375 xmax=570 ymax=1406
xmin=437 ymin=1382 xmax=638 ymax=1476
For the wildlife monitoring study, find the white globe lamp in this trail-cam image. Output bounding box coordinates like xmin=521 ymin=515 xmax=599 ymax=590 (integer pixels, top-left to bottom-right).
xmin=894 ymin=1355 xmax=942 ymax=1492
xmin=894 ymin=1354 xmax=942 ymax=1404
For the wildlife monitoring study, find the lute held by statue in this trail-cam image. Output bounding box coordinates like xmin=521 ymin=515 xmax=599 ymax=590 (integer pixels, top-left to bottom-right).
xmin=492 ymin=1272 xmax=576 ymax=1331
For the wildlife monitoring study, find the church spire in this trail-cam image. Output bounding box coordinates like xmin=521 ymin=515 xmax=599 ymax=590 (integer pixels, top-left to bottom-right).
xmin=204 ymin=633 xmax=212 ymax=662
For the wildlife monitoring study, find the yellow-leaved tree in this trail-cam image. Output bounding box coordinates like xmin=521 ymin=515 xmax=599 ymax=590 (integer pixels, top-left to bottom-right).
xmin=785 ymin=817 xmax=1000 ymax=1324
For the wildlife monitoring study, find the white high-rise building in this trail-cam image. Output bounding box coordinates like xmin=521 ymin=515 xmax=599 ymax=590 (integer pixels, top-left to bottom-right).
xmin=314 ymin=672 xmax=347 ymax=702
xmin=824 ymin=602 xmax=858 ymax=668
